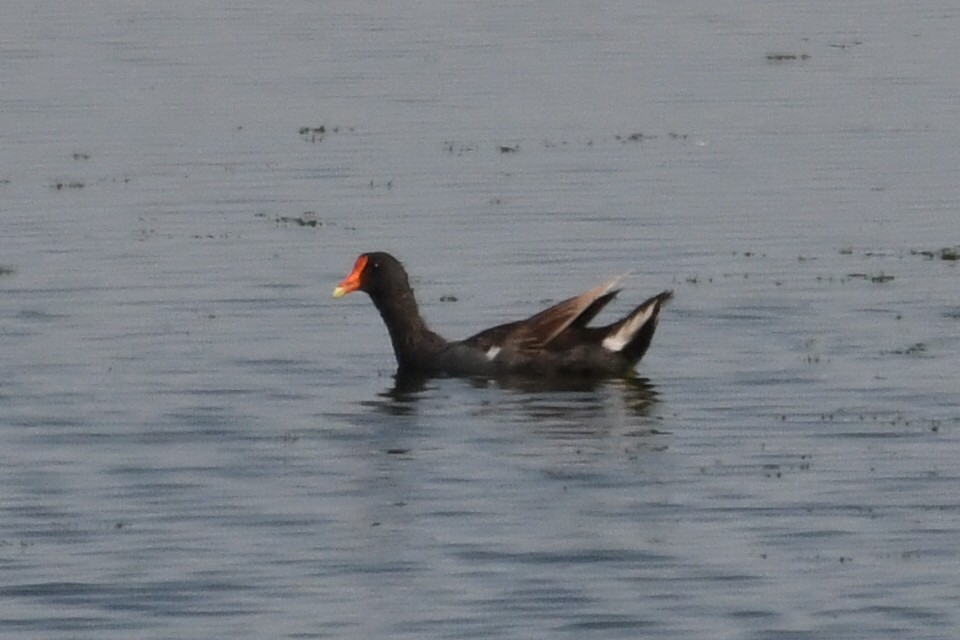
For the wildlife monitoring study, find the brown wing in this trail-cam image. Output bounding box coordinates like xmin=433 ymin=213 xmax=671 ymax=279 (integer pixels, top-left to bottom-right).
xmin=501 ymin=276 xmax=623 ymax=353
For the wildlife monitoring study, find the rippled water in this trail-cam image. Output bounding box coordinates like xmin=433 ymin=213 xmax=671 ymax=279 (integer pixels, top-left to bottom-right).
xmin=2 ymin=2 xmax=959 ymax=638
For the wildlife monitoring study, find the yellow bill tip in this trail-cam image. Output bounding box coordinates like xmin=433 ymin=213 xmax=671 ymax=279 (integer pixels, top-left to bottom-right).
xmin=332 ymin=286 xmax=348 ymax=298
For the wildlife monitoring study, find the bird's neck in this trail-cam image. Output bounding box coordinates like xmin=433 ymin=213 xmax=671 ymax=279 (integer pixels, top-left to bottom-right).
xmin=371 ymin=287 xmax=446 ymax=369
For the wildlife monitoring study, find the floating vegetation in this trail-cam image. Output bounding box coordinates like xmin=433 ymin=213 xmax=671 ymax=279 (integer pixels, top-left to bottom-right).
xmin=615 ymin=132 xmax=655 ymax=143
xmin=445 ymin=132 xmax=697 ymax=156
xmin=912 ymin=247 xmax=960 ymax=261
xmin=839 ymin=247 xmax=898 ymax=258
xmin=72 ymin=152 xmax=90 ymax=160
xmin=298 ymin=124 xmax=351 ymax=143
xmin=443 ymin=140 xmax=476 ymax=155
xmin=766 ymin=53 xmax=810 ymax=62
xmin=191 ymin=233 xmax=234 ymax=240
xmin=53 ymin=181 xmax=85 ymax=190
xmin=0 ymin=265 xmax=15 ymax=276
xmin=439 ymin=294 xmax=458 ymax=302
xmin=253 ymin=211 xmax=357 ymax=231
xmin=846 ymin=272 xmax=894 ymax=283
xmin=837 ymin=245 xmax=959 ymax=262
xmin=299 ymin=125 xmax=326 ymax=141
xmin=785 ymin=410 xmax=952 ymax=441
xmin=257 ymin=212 xmax=358 ymax=231
xmin=829 ymin=40 xmax=862 ymax=50
xmin=761 ymin=454 xmax=813 ymax=479
xmin=889 ymin=342 xmax=927 ymax=356
xmin=275 ymin=212 xmax=320 ymax=227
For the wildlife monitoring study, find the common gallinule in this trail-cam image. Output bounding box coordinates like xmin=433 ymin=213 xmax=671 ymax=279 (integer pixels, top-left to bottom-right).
xmin=333 ymin=252 xmax=672 ymax=377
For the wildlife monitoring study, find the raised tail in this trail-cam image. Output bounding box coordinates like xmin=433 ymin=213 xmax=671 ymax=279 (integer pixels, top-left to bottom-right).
xmin=600 ymin=290 xmax=673 ymax=365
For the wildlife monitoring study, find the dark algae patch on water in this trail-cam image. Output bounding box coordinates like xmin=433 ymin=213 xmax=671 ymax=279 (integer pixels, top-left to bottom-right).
xmin=298 ymin=124 xmax=353 ymax=143
xmin=911 ymin=247 xmax=960 ymax=261
xmin=766 ymin=52 xmax=810 ymax=62
xmin=275 ymin=213 xmax=320 ymax=228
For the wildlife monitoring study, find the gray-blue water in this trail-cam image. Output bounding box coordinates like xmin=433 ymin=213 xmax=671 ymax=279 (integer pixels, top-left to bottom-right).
xmin=2 ymin=2 xmax=959 ymax=638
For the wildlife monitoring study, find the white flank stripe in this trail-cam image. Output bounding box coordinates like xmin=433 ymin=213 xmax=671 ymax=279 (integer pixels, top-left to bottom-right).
xmin=601 ymin=305 xmax=655 ymax=352
xmin=485 ymin=346 xmax=501 ymax=361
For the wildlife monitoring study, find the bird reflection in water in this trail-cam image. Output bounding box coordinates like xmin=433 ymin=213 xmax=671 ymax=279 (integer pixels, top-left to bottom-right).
xmin=364 ymin=370 xmax=663 ymax=440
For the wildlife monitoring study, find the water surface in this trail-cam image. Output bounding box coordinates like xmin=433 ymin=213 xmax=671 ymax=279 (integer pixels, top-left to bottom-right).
xmin=2 ymin=2 xmax=959 ymax=638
